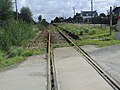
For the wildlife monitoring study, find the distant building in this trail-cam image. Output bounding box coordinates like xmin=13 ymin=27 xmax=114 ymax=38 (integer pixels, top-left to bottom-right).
xmin=59 ymin=17 xmax=64 ymax=22
xmin=73 ymin=13 xmax=83 ymax=23
xmin=113 ymin=7 xmax=120 ymax=40
xmin=113 ymin=7 xmax=120 ymax=16
xmin=81 ymin=11 xmax=98 ymax=22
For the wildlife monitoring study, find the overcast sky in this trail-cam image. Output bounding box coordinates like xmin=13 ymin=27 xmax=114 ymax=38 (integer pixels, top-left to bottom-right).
xmin=12 ymin=0 xmax=120 ymax=22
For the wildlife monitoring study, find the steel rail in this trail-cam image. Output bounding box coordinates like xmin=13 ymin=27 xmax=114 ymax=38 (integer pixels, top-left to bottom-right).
xmin=47 ymin=31 xmax=58 ymax=90
xmin=47 ymin=31 xmax=51 ymax=90
xmin=57 ymin=29 xmax=120 ymax=90
xmin=51 ymin=49 xmax=58 ymax=90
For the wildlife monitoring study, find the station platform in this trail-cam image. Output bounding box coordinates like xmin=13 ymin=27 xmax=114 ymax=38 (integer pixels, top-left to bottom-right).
xmin=0 ymin=55 xmax=47 ymax=90
xmin=54 ymin=47 xmax=113 ymax=90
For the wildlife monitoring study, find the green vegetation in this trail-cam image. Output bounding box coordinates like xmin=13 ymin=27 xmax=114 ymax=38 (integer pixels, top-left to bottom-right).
xmin=57 ymin=23 xmax=120 ymax=47
xmin=74 ymin=39 xmax=120 ymax=47
xmin=38 ymin=19 xmax=49 ymax=30
xmin=0 ymin=0 xmax=13 ymax=23
xmin=0 ymin=47 xmax=46 ymax=68
xmin=8 ymin=46 xmax=45 ymax=57
xmin=20 ymin=6 xmax=33 ymax=23
xmin=58 ymin=23 xmax=110 ymax=38
xmin=0 ymin=22 xmax=46 ymax=68
xmin=0 ymin=20 xmax=35 ymax=51
xmin=0 ymin=20 xmax=46 ymax=68
xmin=0 ymin=0 xmax=47 ymax=68
xmin=0 ymin=56 xmax=25 ymax=68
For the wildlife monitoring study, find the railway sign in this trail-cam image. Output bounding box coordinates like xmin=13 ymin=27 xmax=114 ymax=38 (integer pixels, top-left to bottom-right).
xmin=115 ymin=16 xmax=120 ymax=40
xmin=116 ymin=16 xmax=120 ymax=32
xmin=117 ymin=16 xmax=120 ymax=20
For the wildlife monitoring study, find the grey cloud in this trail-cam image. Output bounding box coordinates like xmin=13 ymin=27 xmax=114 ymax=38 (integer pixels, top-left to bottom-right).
xmin=13 ymin=0 xmax=119 ymax=22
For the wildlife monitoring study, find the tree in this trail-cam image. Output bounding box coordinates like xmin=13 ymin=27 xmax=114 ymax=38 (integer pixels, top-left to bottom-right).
xmin=99 ymin=13 xmax=106 ymax=17
xmin=20 ymin=6 xmax=33 ymax=23
xmin=12 ymin=11 xmax=20 ymax=20
xmin=51 ymin=20 xmax=54 ymax=23
xmin=53 ymin=17 xmax=60 ymax=23
xmin=59 ymin=17 xmax=64 ymax=22
xmin=38 ymin=15 xmax=42 ymax=22
xmin=66 ymin=17 xmax=73 ymax=23
xmin=0 ymin=0 xmax=13 ymax=22
xmin=41 ymin=19 xmax=49 ymax=26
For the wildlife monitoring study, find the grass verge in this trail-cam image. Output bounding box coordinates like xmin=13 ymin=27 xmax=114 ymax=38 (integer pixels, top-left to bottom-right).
xmin=56 ymin=23 xmax=120 ymax=47
xmin=0 ymin=56 xmax=25 ymax=68
xmin=0 ymin=47 xmax=46 ymax=68
xmin=74 ymin=39 xmax=120 ymax=47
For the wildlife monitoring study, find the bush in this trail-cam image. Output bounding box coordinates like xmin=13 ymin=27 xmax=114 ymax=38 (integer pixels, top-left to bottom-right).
xmin=84 ymin=28 xmax=89 ymax=33
xmin=0 ymin=51 xmax=5 ymax=60
xmin=0 ymin=0 xmax=13 ymax=23
xmin=79 ymin=31 xmax=83 ymax=35
xmin=89 ymin=30 xmax=96 ymax=35
xmin=20 ymin=6 xmax=33 ymax=23
xmin=38 ymin=19 xmax=49 ymax=31
xmin=21 ymin=49 xmax=46 ymax=57
xmin=0 ymin=47 xmax=46 ymax=68
xmin=38 ymin=23 xmax=46 ymax=31
xmin=8 ymin=46 xmax=24 ymax=57
xmin=0 ymin=20 xmax=35 ymax=51
xmin=21 ymin=50 xmax=34 ymax=57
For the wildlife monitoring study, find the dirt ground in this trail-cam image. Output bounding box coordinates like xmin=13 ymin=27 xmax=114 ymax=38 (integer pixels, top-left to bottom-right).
xmin=26 ymin=30 xmax=48 ymax=50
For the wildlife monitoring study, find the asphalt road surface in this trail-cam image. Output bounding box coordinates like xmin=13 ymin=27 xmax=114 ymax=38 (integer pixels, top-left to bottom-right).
xmin=81 ymin=45 xmax=120 ymax=85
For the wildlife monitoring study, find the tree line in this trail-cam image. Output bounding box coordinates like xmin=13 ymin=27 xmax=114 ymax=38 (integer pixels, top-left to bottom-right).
xmin=0 ymin=0 xmax=34 ymax=25
xmin=51 ymin=12 xmax=117 ymax=25
xmin=0 ymin=0 xmax=35 ymax=51
xmin=0 ymin=0 xmax=49 ymax=51
xmin=51 ymin=13 xmax=83 ymax=23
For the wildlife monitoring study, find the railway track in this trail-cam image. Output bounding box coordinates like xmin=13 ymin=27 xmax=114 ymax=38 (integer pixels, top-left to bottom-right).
xmin=47 ymin=31 xmax=51 ymax=90
xmin=26 ymin=30 xmax=47 ymax=50
xmin=47 ymin=26 xmax=120 ymax=90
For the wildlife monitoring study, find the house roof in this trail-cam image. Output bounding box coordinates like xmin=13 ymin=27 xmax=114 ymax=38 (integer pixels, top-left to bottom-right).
xmin=81 ymin=11 xmax=97 ymax=13
xmin=81 ymin=11 xmax=98 ymax=16
xmin=113 ymin=7 xmax=120 ymax=12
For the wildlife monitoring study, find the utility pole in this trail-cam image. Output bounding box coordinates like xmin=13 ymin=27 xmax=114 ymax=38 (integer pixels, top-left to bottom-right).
xmin=91 ymin=0 xmax=93 ymax=23
xmin=73 ymin=7 xmax=76 ymax=23
xmin=73 ymin=7 xmax=75 ymax=16
xmin=62 ymin=12 xmax=64 ymax=18
xmin=15 ymin=0 xmax=18 ymax=20
xmin=110 ymin=6 xmax=112 ymax=35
